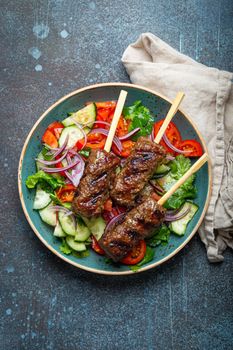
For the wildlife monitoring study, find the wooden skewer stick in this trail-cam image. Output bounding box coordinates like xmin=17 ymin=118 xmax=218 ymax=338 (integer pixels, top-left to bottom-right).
xmin=158 ymin=153 xmax=209 ymax=206
xmin=154 ymin=91 xmax=185 ymax=144
xmin=104 ymin=90 xmax=128 ymax=153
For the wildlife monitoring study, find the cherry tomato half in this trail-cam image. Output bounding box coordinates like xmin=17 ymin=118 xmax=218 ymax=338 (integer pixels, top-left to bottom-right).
xmin=179 ymin=139 xmax=203 ymax=157
xmin=121 ymin=240 xmax=147 ymax=265
xmin=92 ymin=236 xmax=105 ymax=255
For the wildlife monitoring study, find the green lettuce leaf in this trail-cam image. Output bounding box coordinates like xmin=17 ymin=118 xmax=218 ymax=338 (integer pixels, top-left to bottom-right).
xmin=123 ymin=101 xmax=154 ymax=139
xmin=147 ymin=224 xmax=171 ymax=247
xmin=26 ymin=170 xmax=64 ymax=190
xmin=59 ymin=239 xmax=72 ymax=255
xmin=163 ymin=155 xmax=197 ymax=209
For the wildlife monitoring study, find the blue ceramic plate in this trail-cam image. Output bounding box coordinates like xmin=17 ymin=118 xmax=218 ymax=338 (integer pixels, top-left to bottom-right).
xmin=18 ymin=83 xmax=211 ymax=275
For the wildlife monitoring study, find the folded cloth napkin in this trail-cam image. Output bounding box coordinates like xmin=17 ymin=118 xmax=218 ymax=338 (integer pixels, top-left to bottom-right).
xmin=122 ymin=33 xmax=233 ymax=262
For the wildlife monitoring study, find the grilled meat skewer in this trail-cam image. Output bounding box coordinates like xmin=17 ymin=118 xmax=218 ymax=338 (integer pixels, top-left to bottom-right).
xmin=110 ymin=136 xmax=166 ymax=207
xmin=99 ymin=197 xmax=166 ymax=262
xmin=72 ymin=150 xmax=120 ymax=217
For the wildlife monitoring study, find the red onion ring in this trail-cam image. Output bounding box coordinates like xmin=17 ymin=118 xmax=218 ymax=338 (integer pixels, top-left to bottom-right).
xmin=163 ymin=134 xmax=191 ymax=154
xmin=65 ymin=152 xmax=85 ymax=187
xmin=149 ymin=181 xmax=165 ymax=195
xmin=50 ymin=205 xmax=72 ymax=213
xmin=35 ymin=150 xmax=68 ymax=166
xmin=105 ymin=213 xmax=126 ymax=233
xmin=166 ymin=155 xmax=175 ymax=161
xmin=119 ymin=128 xmax=140 ymax=141
xmin=44 ymin=135 xmax=69 ymax=159
xmin=41 ymin=159 xmax=80 ymax=173
xmin=164 ymin=204 xmax=191 ymax=222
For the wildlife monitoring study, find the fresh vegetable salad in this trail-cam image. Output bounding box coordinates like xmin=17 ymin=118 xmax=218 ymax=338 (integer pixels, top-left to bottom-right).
xmin=26 ymin=100 xmax=203 ymax=270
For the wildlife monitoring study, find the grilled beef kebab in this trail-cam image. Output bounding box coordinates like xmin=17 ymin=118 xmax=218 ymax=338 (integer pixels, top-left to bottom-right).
xmin=99 ymin=197 xmax=166 ymax=262
xmin=72 ymin=149 xmax=120 ymax=217
xmin=110 ymin=136 xmax=166 ymax=207
xmin=72 ymin=90 xmax=127 ymax=217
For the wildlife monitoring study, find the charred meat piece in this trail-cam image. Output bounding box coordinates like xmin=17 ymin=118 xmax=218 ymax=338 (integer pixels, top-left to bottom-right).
xmin=99 ymin=197 xmax=166 ymax=262
xmin=72 ymin=150 xmax=120 ymax=217
xmin=110 ymin=137 xmax=166 ymax=207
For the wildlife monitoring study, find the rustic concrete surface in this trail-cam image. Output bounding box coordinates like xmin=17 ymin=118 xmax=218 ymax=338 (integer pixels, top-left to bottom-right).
xmin=0 ymin=1 xmax=233 ymax=349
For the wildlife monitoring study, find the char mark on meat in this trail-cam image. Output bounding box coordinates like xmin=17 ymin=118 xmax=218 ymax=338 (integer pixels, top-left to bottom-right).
xmin=72 ymin=150 xmax=120 ymax=217
xmin=110 ymin=137 xmax=166 ymax=207
xmin=99 ymin=197 xmax=166 ymax=262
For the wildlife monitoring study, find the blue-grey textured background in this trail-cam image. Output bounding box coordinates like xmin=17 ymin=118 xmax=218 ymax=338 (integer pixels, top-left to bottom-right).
xmin=0 ymin=1 xmax=233 ymax=349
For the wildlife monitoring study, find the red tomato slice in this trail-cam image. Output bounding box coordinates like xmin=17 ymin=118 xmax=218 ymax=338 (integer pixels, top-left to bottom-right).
xmin=47 ymin=121 xmax=64 ymax=134
xmin=42 ymin=129 xmax=58 ymax=148
xmin=121 ymin=240 xmax=147 ymax=265
xmin=92 ymin=237 xmax=105 ymax=255
xmin=97 ymin=108 xmax=111 ymax=122
xmin=153 ymin=120 xmax=182 ymax=155
xmin=95 ymin=101 xmax=117 ymax=109
xmin=179 ymin=140 xmax=203 ymax=157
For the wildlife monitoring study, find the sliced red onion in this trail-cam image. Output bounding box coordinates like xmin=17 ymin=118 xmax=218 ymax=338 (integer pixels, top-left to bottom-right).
xmin=44 ymin=135 xmax=69 ymax=159
xmin=165 ymin=204 xmax=191 ymax=222
xmin=166 ymin=155 xmax=175 ymax=161
xmin=70 ymin=117 xmax=87 ymax=150
xmin=64 ymin=170 xmax=75 ymax=183
xmin=71 ymin=162 xmax=84 ymax=187
xmin=66 ymin=153 xmax=72 ymax=164
xmin=89 ymin=128 xmax=122 ymax=151
xmin=119 ymin=128 xmax=140 ymax=141
xmin=105 ymin=213 xmax=126 ymax=233
xmin=163 ymin=134 xmax=191 ymax=154
xmin=149 ymin=180 xmax=165 ymax=195
xmin=65 ymin=178 xmax=72 ymax=184
xmin=41 ymin=159 xmax=80 ymax=173
xmin=65 ymin=152 xmax=85 ymax=187
xmin=35 ymin=150 xmax=68 ymax=165
xmin=50 ymin=205 xmax=72 ymax=213
xmin=63 ymin=210 xmax=74 ymax=217
xmin=53 ymin=135 xmax=69 ymax=158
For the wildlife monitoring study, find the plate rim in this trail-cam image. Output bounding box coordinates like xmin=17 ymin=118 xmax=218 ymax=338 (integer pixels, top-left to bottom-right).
xmin=18 ymin=82 xmax=212 ymax=275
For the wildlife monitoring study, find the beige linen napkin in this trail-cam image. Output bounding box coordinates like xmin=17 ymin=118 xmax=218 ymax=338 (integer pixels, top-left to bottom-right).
xmin=122 ymin=33 xmax=233 ymax=262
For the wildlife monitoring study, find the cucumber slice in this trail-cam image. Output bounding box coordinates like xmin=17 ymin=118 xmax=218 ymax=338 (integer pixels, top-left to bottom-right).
xmin=39 ymin=202 xmax=57 ymax=226
xmin=33 ymin=186 xmax=51 ymax=210
xmin=75 ymin=221 xmax=91 ymax=242
xmin=58 ymin=125 xmax=85 ymax=149
xmin=53 ymin=221 xmax=66 ymax=237
xmin=66 ymin=236 xmax=86 ymax=252
xmin=58 ymin=211 xmax=76 ymax=236
xmin=154 ymin=164 xmax=170 ymax=175
xmin=62 ymin=103 xmax=96 ymax=128
xmin=169 ymin=202 xmax=199 ymax=236
xmin=82 ymin=216 xmax=106 ymax=241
